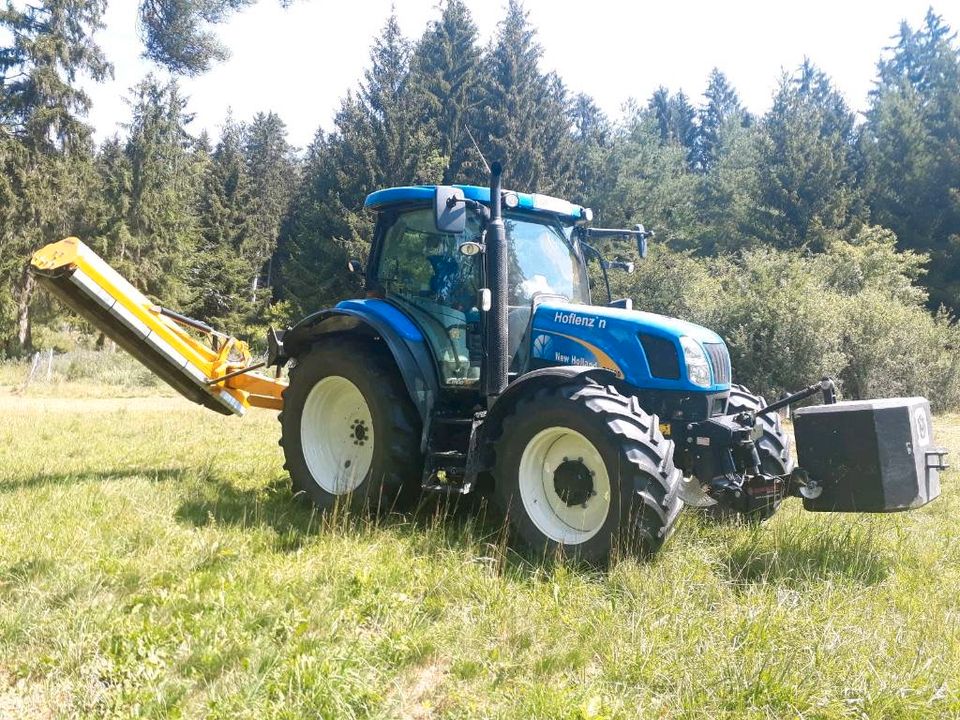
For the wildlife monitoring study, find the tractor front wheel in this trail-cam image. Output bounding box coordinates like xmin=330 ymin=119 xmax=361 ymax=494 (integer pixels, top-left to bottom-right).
xmin=493 ymin=378 xmax=683 ymax=564
xmin=279 ymin=339 xmax=422 ymax=513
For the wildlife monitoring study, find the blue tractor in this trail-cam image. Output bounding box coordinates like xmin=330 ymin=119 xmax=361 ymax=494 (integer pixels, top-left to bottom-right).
xmin=267 ymin=163 xmax=945 ymax=564
xmin=28 ymin=161 xmax=946 ymax=565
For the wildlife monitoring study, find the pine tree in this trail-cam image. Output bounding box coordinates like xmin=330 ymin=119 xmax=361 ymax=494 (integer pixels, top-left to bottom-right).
xmin=695 ymin=68 xmax=744 ymax=172
xmin=188 ymin=116 xmax=254 ymax=329
xmin=241 ymin=111 xmax=296 ymax=307
xmin=137 ymin=0 xmax=256 ymax=76
xmin=649 ymin=87 xmax=672 ymax=142
xmin=0 ymin=1 xmax=111 ymax=152
xmin=670 ymin=90 xmax=698 ymax=157
xmin=277 ymin=130 xmax=364 ymax=315
xmin=410 ymin=0 xmax=482 ymax=183
xmin=0 ymin=0 xmax=111 ymax=354
xmin=362 ymin=13 xmax=444 ymax=186
xmin=864 ymin=10 xmax=960 ymax=309
xmin=99 ymin=76 xmax=203 ymax=307
xmin=477 ymin=0 xmax=574 ymax=194
xmin=751 ymin=60 xmax=864 ymax=250
xmin=570 ymin=93 xmax=612 ymax=215
xmin=201 ymin=119 xmax=246 ymax=266
xmin=647 ymin=86 xmax=698 ymax=168
xmin=279 ymin=12 xmax=443 ymax=316
xmin=597 ymin=108 xmax=701 ymax=248
xmin=0 ymin=133 xmax=26 ymax=352
xmin=695 ymin=120 xmax=763 ymax=253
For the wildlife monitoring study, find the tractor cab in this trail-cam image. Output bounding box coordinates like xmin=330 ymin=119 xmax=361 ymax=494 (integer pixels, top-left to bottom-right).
xmin=363 ymin=185 xmax=592 ymax=389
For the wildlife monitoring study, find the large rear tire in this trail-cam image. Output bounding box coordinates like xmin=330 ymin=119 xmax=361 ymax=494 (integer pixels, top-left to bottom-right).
xmin=279 ymin=339 xmax=422 ymax=513
xmin=492 ymin=377 xmax=683 ymax=564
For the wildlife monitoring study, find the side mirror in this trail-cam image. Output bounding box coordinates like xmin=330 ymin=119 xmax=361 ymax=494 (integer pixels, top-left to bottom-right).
xmin=435 ymin=186 xmax=466 ymax=234
xmin=634 ymin=224 xmax=652 ymax=259
xmin=347 ymin=259 xmax=364 ymax=275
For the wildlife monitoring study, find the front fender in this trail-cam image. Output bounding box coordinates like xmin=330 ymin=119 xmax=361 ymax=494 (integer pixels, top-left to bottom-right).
xmin=277 ymin=299 xmax=439 ymax=445
xmin=483 ymin=366 xmax=618 ymax=446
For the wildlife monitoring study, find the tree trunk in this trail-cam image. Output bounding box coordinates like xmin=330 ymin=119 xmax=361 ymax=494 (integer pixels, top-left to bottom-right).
xmin=15 ymin=263 xmax=34 ymax=356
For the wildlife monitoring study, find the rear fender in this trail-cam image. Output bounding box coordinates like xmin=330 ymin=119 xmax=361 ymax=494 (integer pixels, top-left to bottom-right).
xmin=278 ymin=300 xmax=439 ymax=449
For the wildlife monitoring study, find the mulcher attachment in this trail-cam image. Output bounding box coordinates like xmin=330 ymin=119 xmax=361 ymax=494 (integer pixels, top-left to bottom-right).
xmin=30 ymin=237 xmax=286 ymax=415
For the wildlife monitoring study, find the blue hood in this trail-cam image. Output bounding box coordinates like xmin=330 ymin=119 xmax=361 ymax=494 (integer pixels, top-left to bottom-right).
xmin=528 ymin=301 xmax=730 ymax=393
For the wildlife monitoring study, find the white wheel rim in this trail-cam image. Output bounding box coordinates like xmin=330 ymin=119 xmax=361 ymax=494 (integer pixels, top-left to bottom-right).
xmin=518 ymin=426 xmax=612 ymax=545
xmin=301 ymin=376 xmax=374 ymax=495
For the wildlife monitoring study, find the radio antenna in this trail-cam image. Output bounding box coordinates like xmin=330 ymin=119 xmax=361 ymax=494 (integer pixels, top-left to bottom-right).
xmin=464 ymin=126 xmax=491 ymax=175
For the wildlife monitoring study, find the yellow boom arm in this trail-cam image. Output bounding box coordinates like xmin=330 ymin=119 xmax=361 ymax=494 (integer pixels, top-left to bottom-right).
xmin=30 ymin=238 xmax=285 ymax=415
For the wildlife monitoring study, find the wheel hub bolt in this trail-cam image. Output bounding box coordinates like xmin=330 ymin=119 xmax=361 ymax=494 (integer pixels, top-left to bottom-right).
xmin=351 ymin=419 xmax=368 ymax=446
xmin=581 ymin=489 xmax=597 ymax=509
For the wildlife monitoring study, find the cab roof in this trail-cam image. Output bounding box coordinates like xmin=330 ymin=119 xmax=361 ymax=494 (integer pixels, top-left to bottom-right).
xmin=364 ymin=185 xmax=591 ymax=223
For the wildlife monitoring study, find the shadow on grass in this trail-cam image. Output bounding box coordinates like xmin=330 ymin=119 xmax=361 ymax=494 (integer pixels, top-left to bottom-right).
xmin=0 ymin=467 xmax=187 ymax=494
xmin=175 ymin=478 xmax=313 ymax=537
xmin=0 ymin=556 xmax=56 ymax=585
xmin=173 ymin=476 xmax=596 ymax=578
xmin=174 ymin=476 xmax=505 ymax=550
xmin=721 ymin=522 xmax=893 ymax=587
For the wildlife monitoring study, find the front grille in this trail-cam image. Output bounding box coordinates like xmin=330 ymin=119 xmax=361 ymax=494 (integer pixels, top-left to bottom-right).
xmin=639 ymin=333 xmax=681 ymax=380
xmin=703 ymin=343 xmax=731 ymax=385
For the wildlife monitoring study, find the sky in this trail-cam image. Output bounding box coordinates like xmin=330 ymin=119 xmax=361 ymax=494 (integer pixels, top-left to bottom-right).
xmin=81 ymin=0 xmax=960 ymax=149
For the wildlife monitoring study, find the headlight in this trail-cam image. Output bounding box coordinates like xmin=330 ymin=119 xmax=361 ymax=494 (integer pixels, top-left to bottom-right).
xmin=680 ymin=336 xmax=711 ymax=387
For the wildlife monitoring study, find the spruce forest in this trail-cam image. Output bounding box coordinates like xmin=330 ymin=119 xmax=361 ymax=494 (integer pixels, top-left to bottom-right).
xmin=2 ymin=0 xmax=960 ymax=406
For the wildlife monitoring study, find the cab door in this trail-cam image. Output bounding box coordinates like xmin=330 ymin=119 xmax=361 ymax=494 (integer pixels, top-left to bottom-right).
xmin=372 ymin=208 xmax=483 ymax=387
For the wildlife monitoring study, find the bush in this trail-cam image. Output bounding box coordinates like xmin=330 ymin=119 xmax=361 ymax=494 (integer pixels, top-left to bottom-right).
xmin=711 ymin=248 xmax=848 ymax=398
xmin=60 ymin=349 xmax=162 ymax=387
xmin=839 ymin=295 xmax=960 ymax=411
xmin=3 ymin=349 xmax=162 ymax=389
xmin=613 ymin=227 xmax=960 ymax=409
xmin=605 ymin=244 xmax=722 ymax=328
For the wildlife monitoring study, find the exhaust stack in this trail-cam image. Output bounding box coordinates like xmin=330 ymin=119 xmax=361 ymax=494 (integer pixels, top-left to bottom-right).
xmin=485 ymin=162 xmax=509 ymax=397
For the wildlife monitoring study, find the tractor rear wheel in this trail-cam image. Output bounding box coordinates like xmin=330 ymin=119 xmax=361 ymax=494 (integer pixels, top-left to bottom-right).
xmin=709 ymin=384 xmax=793 ymax=522
xmin=279 ymin=339 xmax=422 ymax=513
xmin=493 ymin=377 xmax=683 ymax=564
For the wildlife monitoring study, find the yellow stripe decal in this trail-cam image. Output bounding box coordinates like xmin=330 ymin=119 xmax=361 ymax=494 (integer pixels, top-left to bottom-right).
xmin=548 ymin=331 xmax=625 ymax=379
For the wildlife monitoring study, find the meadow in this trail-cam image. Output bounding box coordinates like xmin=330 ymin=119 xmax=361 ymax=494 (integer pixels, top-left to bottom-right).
xmin=1 ymin=357 xmax=959 ymax=719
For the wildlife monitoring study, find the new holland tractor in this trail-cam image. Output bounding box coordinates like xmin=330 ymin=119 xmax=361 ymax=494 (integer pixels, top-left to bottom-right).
xmin=30 ymin=163 xmax=948 ymax=564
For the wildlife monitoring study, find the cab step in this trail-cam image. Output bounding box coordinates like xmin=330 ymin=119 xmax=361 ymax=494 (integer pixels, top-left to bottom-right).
xmin=421 ymin=412 xmax=483 ymax=494
xmin=429 ymin=450 xmax=467 ymax=461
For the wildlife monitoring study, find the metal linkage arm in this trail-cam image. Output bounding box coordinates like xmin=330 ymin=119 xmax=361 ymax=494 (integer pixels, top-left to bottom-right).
xmin=756 ymin=378 xmax=837 ymax=418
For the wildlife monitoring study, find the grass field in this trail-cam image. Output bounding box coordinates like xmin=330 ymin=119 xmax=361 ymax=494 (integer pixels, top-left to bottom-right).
xmin=1 ymin=369 xmax=960 ymax=718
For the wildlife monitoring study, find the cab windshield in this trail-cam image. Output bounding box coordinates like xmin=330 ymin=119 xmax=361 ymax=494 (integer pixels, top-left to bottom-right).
xmin=505 ymin=212 xmax=589 ymax=305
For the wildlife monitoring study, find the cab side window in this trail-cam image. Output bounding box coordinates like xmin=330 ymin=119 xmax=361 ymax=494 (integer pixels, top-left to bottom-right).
xmin=376 ymin=209 xmax=482 ymax=385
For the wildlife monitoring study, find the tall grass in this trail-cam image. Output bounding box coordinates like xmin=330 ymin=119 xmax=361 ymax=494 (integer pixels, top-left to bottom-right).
xmin=0 ymin=350 xmax=166 ymax=398
xmin=0 ymin=388 xmax=957 ymax=718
